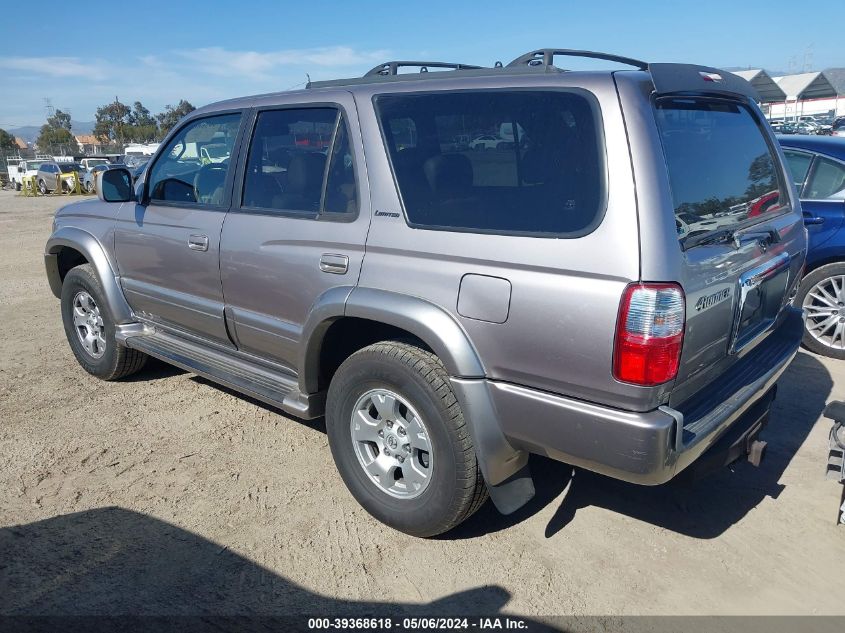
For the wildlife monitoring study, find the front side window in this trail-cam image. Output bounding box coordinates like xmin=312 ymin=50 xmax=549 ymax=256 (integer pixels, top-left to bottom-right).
xmin=806 ymin=157 xmax=845 ymax=201
xmin=148 ymin=113 xmax=241 ymax=205
xmin=376 ymin=90 xmax=604 ymax=236
xmin=655 ymin=98 xmax=787 ymax=244
xmin=242 ymin=107 xmax=356 ymax=215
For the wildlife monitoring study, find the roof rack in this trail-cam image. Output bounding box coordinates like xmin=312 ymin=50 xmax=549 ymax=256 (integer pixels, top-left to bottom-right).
xmin=364 ymin=61 xmax=485 ymax=77
xmin=507 ymin=49 xmax=648 ymax=71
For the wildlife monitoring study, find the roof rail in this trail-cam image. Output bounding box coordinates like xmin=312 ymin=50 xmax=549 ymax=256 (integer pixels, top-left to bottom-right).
xmin=507 ymin=49 xmax=648 ymax=71
xmin=364 ymin=61 xmax=485 ymax=77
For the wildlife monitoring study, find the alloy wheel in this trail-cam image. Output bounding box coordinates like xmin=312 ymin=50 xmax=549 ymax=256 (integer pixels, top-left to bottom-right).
xmin=350 ymin=388 xmax=433 ymax=499
xmin=72 ymin=290 xmax=107 ymax=358
xmin=803 ymin=275 xmax=845 ymax=349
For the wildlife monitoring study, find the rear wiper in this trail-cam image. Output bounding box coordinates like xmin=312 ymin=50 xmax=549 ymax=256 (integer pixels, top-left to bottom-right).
xmin=682 ymin=228 xmax=735 ymax=249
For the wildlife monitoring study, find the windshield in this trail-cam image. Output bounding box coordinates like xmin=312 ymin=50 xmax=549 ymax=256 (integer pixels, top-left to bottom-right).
xmin=27 ymin=161 xmax=45 ymax=170
xmin=654 ymin=97 xmax=787 ymax=246
xmin=86 ymin=159 xmax=109 ymax=167
xmin=59 ymin=164 xmax=82 ymax=173
xmin=203 ymin=144 xmax=228 ymax=158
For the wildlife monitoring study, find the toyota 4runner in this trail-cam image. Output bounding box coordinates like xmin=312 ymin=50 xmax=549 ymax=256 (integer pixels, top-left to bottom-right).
xmin=45 ymin=49 xmax=807 ymax=536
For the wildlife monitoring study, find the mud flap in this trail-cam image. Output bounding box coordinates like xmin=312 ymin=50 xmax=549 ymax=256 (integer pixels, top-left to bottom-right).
xmin=486 ymin=464 xmax=536 ymax=515
xmin=450 ymin=377 xmax=534 ymax=514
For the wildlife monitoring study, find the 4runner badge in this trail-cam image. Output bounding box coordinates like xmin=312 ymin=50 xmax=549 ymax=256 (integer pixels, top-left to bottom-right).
xmin=695 ymin=288 xmax=731 ymax=312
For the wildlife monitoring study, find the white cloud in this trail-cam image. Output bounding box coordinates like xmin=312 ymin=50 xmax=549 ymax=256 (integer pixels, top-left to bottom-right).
xmin=174 ymin=45 xmax=390 ymax=79
xmin=1 ymin=45 xmax=392 ymax=126
xmin=0 ymin=56 xmax=112 ymax=80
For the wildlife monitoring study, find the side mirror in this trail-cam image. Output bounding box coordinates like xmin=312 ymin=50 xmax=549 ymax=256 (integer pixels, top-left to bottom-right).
xmin=96 ymin=168 xmax=133 ymax=203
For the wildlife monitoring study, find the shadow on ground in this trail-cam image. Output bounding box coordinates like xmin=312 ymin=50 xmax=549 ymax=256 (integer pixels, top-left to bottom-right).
xmin=125 ymin=347 xmax=831 ymax=542
xmin=452 ymin=351 xmax=832 ymax=540
xmin=0 ymin=507 xmax=555 ymax=629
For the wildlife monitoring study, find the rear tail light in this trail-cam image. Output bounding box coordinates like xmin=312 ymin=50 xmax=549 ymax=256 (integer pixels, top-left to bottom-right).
xmin=613 ymin=283 xmax=685 ymax=386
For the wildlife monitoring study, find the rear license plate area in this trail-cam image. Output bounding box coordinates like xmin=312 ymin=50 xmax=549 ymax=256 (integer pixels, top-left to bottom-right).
xmin=730 ymin=253 xmax=790 ymax=353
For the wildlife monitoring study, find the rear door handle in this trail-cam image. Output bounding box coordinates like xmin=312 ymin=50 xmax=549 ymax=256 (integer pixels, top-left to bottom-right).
xmin=188 ymin=234 xmax=209 ymax=251
xmin=319 ymin=253 xmax=349 ymax=275
xmin=803 ymin=213 xmax=825 ymax=226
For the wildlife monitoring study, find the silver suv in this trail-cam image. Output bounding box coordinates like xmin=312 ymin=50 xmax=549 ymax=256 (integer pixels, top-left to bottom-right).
xmin=44 ymin=50 xmax=807 ymax=536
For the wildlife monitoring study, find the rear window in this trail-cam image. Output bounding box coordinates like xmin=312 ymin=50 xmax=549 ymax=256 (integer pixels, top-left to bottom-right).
xmin=655 ymin=98 xmax=787 ymax=245
xmin=376 ymin=90 xmax=604 ymax=236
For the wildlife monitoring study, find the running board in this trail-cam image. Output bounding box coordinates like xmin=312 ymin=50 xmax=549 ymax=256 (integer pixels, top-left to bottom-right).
xmin=120 ymin=328 xmax=325 ymax=419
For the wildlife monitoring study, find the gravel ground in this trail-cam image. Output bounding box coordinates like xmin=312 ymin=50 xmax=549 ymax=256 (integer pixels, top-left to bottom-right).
xmin=0 ymin=190 xmax=843 ymax=619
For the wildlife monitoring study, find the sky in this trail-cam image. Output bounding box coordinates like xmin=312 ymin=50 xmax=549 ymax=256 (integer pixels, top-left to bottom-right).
xmin=1 ymin=0 xmax=841 ymax=129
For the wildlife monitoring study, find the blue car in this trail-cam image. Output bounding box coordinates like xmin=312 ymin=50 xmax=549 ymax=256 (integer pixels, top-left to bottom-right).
xmin=778 ymin=135 xmax=845 ymax=358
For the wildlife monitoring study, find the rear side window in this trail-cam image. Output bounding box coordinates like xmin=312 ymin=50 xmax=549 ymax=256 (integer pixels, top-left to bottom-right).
xmin=241 ymin=107 xmax=357 ymax=216
xmin=783 ymin=149 xmax=813 ymax=190
xmin=376 ymin=90 xmax=604 ymax=236
xmin=654 ymin=98 xmax=787 ymax=244
xmin=806 ymin=157 xmax=845 ymax=201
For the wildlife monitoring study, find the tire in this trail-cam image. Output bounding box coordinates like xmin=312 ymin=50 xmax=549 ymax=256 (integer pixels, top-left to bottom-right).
xmin=326 ymin=341 xmax=487 ymax=537
xmin=14 ymin=181 xmax=21 ymax=191
xmin=38 ymin=179 xmax=47 ymax=195
xmin=796 ymin=262 xmax=845 ymax=359
xmin=60 ymin=264 xmax=148 ymax=380
xmin=86 ymin=181 xmax=95 ymax=194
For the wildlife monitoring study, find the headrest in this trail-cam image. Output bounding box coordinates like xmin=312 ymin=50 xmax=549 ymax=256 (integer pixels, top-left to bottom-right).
xmin=194 ymin=164 xmax=227 ymax=202
xmin=286 ymin=152 xmax=326 ymax=194
xmin=423 ymin=154 xmax=473 ymax=197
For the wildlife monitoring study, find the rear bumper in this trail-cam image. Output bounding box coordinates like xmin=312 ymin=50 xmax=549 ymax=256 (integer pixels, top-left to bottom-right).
xmin=478 ymin=307 xmax=803 ymax=485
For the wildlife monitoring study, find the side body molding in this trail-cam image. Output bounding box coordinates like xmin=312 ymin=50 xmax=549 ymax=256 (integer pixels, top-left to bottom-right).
xmin=45 ymin=227 xmax=135 ymax=324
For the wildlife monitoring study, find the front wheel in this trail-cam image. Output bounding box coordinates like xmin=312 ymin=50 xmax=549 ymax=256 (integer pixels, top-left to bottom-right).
xmin=38 ymin=179 xmax=47 ymax=194
xmin=326 ymin=341 xmax=487 ymax=537
xmin=86 ymin=181 xmax=95 ymax=193
xmin=60 ymin=264 xmax=148 ymax=379
xmin=797 ymin=262 xmax=845 ymax=359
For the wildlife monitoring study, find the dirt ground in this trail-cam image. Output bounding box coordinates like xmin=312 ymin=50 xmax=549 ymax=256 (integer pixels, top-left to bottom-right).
xmin=1 ymin=189 xmax=843 ymax=619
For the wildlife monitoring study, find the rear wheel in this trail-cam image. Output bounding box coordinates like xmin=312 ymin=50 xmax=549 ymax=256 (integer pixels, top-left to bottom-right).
xmin=60 ymin=264 xmax=148 ymax=379
xmin=38 ymin=179 xmax=47 ymax=194
xmin=326 ymin=341 xmax=487 ymax=537
xmin=797 ymin=262 xmax=845 ymax=359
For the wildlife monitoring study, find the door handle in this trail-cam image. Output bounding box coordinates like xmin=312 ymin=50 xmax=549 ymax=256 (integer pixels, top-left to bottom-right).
xmin=188 ymin=234 xmax=209 ymax=251
xmin=803 ymin=213 xmax=825 ymax=226
xmin=319 ymin=253 xmax=349 ymax=275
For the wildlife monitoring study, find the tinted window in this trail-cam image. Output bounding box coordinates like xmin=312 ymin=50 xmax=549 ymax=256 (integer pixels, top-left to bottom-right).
xmin=148 ymin=113 xmax=241 ymax=205
xmin=806 ymin=157 xmax=845 ymax=200
xmin=655 ymin=98 xmax=787 ymax=243
xmin=783 ymin=149 xmax=813 ymax=190
xmin=376 ymin=90 xmax=603 ymax=236
xmin=242 ymin=108 xmax=337 ymax=213
xmin=323 ymin=115 xmax=357 ymax=214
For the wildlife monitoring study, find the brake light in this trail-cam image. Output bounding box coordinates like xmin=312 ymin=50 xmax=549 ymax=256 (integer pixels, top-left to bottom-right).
xmin=613 ymin=283 xmax=685 ymax=386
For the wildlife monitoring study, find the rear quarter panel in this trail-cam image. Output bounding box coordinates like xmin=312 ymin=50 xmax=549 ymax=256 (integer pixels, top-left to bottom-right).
xmin=354 ymin=73 xmax=659 ymax=410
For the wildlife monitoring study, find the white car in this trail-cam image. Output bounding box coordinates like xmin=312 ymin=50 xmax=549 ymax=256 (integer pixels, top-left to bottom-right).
xmin=469 ymin=135 xmax=504 ymax=150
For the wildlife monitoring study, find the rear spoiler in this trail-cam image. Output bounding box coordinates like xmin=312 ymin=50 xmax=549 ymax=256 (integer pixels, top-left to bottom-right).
xmin=647 ymin=63 xmax=760 ymax=102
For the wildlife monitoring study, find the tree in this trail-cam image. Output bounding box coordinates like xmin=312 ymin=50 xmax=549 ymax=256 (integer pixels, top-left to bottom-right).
xmin=36 ymin=109 xmax=75 ymax=153
xmin=156 ymin=100 xmax=195 ymax=138
xmin=93 ymin=98 xmax=131 ymax=146
xmin=127 ymin=101 xmax=158 ymax=143
xmin=0 ymin=128 xmax=17 ymax=152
